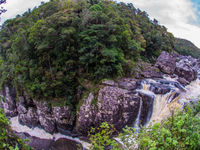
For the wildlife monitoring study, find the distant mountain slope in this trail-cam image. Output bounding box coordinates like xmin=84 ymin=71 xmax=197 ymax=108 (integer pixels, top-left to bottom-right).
xmin=174 ymin=38 xmax=200 ymax=58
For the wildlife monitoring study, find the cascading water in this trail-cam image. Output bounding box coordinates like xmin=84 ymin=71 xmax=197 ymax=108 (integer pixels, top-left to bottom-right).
xmin=133 ymin=97 xmax=142 ymax=131
xmin=134 ymin=73 xmax=200 ymax=127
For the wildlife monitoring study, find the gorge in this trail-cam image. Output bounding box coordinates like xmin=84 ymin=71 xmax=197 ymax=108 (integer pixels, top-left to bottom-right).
xmin=0 ymin=0 xmax=200 ymax=149
xmin=1 ymin=51 xmax=200 ymax=149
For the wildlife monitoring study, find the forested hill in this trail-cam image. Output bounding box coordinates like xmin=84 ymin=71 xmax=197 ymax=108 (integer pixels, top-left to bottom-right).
xmin=0 ymin=0 xmax=174 ymax=109
xmin=174 ymin=38 xmax=200 ymax=58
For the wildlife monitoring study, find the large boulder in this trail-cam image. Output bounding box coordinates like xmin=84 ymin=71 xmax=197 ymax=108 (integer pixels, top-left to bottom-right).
xmin=53 ymin=106 xmax=75 ymax=131
xmin=0 ymin=85 xmax=18 ymax=117
xmin=175 ymin=58 xmax=197 ymax=82
xmin=50 ymin=138 xmax=83 ymax=150
xmin=149 ymin=83 xmax=171 ymax=94
xmin=15 ymin=132 xmax=54 ymax=150
xmin=76 ymin=93 xmax=96 ymax=135
xmin=18 ymin=107 xmax=39 ymax=128
xmin=76 ymin=86 xmax=140 ymax=136
xmin=34 ymin=100 xmax=56 ymax=133
xmin=155 ymin=51 xmax=176 ymax=74
xmin=141 ymin=66 xmax=163 ymax=78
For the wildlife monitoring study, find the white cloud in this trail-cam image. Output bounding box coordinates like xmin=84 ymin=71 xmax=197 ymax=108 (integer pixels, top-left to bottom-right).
xmin=1 ymin=0 xmax=50 ymax=23
xmin=119 ymin=0 xmax=200 ymax=48
xmin=1 ymin=0 xmax=200 ymax=48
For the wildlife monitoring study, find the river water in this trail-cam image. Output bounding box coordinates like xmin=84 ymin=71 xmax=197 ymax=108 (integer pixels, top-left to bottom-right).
xmin=9 ymin=74 xmax=200 ymax=150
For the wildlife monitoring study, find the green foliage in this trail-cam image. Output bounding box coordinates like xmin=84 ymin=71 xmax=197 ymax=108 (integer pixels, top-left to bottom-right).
xmin=0 ymin=109 xmax=29 ymax=150
xmin=119 ymin=102 xmax=200 ymax=150
xmin=89 ymin=122 xmax=120 ymax=150
xmin=0 ymin=0 xmax=175 ymax=108
xmin=90 ymin=102 xmax=200 ymax=150
xmin=174 ymin=38 xmax=200 ymax=58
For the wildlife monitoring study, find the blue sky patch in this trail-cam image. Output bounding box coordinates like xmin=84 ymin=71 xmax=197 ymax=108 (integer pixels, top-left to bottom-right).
xmin=191 ymin=0 xmax=200 ymax=24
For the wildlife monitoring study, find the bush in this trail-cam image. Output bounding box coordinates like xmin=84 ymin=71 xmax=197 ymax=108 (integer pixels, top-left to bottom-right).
xmin=89 ymin=102 xmax=200 ymax=150
xmin=0 ymin=109 xmax=29 ymax=150
xmin=119 ymin=101 xmax=200 ymax=150
xmin=89 ymin=122 xmax=120 ymax=150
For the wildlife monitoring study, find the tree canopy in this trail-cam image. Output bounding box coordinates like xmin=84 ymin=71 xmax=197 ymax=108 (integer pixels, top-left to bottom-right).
xmin=0 ymin=0 xmax=175 ymax=109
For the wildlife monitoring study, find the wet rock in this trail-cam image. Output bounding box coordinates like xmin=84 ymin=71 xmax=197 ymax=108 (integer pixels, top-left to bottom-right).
xmin=157 ymin=79 xmax=186 ymax=91
xmin=142 ymin=66 xmax=163 ymax=78
xmin=138 ymin=92 xmax=154 ymax=126
xmin=19 ymin=107 xmax=39 ymax=128
xmin=177 ymin=77 xmax=189 ymax=86
xmin=118 ymin=78 xmax=138 ymax=90
xmin=50 ymin=138 xmax=83 ymax=150
xmin=1 ymin=85 xmax=17 ymax=117
xmin=39 ymin=115 xmax=55 ymax=133
xmin=15 ymin=132 xmax=54 ymax=150
xmin=155 ymin=51 xmax=176 ymax=74
xmin=175 ymin=59 xmax=197 ymax=82
xmin=150 ymin=83 xmax=171 ymax=94
xmin=53 ymin=106 xmax=75 ymax=131
xmin=76 ymin=87 xmax=140 ymax=136
xmin=34 ymin=100 xmax=56 ymax=133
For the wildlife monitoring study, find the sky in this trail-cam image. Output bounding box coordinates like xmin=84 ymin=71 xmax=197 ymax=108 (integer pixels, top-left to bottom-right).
xmin=1 ymin=0 xmax=200 ymax=48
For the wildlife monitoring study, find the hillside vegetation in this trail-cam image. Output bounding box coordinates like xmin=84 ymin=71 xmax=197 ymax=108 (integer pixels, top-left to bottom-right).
xmin=0 ymin=0 xmax=175 ymax=109
xmin=174 ymin=38 xmax=200 ymax=58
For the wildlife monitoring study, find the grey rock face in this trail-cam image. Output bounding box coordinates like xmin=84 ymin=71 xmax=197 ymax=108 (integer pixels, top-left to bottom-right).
xmin=118 ymin=78 xmax=138 ymax=90
xmin=76 ymin=86 xmax=140 ymax=136
xmin=95 ymin=86 xmax=140 ymax=129
xmin=76 ymin=93 xmax=96 ymax=135
xmin=101 ymin=79 xmax=118 ymax=87
xmin=53 ymin=106 xmax=75 ymax=131
xmin=34 ymin=100 xmax=55 ymax=133
xmin=155 ymin=51 xmax=176 ymax=74
xmin=175 ymin=58 xmax=197 ymax=82
xmin=19 ymin=107 xmax=39 ymax=128
xmin=177 ymin=77 xmax=189 ymax=86
xmin=142 ymin=66 xmax=163 ymax=78
xmin=0 ymin=85 xmax=17 ymax=117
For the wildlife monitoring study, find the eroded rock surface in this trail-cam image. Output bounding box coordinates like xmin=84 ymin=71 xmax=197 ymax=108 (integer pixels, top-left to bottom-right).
xmin=34 ymin=100 xmax=55 ymax=133
xmin=53 ymin=106 xmax=75 ymax=131
xmin=76 ymin=86 xmax=140 ymax=135
xmin=19 ymin=107 xmax=39 ymax=128
xmin=155 ymin=51 xmax=176 ymax=74
xmin=175 ymin=57 xmax=197 ymax=82
xmin=0 ymin=85 xmax=17 ymax=117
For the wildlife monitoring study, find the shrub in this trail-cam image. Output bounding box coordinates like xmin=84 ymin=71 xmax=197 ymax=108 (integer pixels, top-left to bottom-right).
xmin=119 ymin=101 xmax=200 ymax=150
xmin=0 ymin=109 xmax=29 ymax=150
xmin=89 ymin=122 xmax=120 ymax=150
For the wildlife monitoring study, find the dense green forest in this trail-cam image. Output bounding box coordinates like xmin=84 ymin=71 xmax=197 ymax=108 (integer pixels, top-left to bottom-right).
xmin=0 ymin=0 xmax=175 ymax=109
xmin=174 ymin=38 xmax=200 ymax=58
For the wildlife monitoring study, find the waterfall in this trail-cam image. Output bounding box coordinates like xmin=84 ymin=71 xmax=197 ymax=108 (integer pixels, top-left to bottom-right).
xmin=134 ymin=75 xmax=200 ymax=127
xmin=133 ymin=97 xmax=142 ymax=131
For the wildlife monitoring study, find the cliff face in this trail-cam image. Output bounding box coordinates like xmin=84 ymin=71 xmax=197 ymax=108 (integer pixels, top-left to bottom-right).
xmin=1 ymin=51 xmax=200 ymax=137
